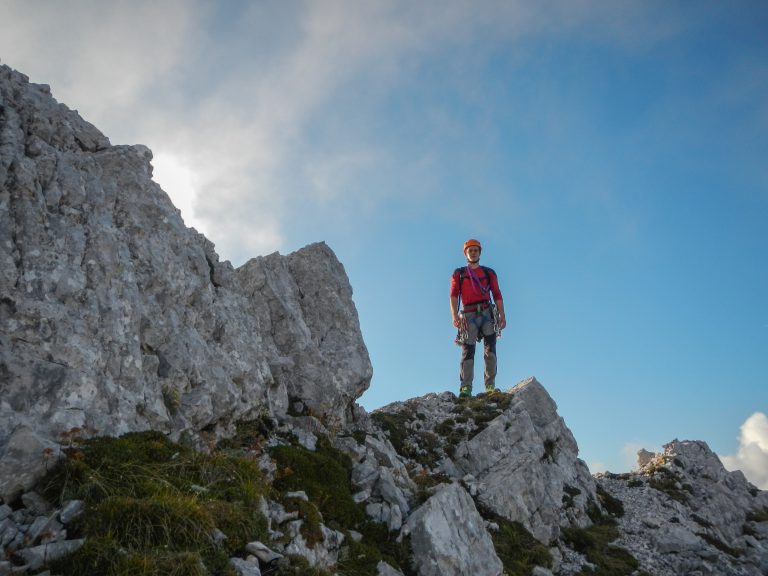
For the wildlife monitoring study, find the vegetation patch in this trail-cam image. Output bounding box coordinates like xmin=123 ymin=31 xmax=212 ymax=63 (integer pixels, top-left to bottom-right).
xmin=433 ymin=418 xmax=455 ymax=436
xmin=472 ymin=501 xmax=551 ymax=576
xmin=562 ymin=490 xmax=639 ymax=576
xmin=411 ymin=468 xmax=451 ymax=504
xmin=542 ymin=439 xmax=557 ymax=463
xmin=561 ymin=522 xmax=639 ymax=576
xmin=337 ymin=521 xmax=416 ymax=576
xmin=371 ymin=410 xmax=415 ymax=459
xmin=562 ymin=485 xmax=582 ymax=508
xmin=691 ymin=514 xmax=713 ymax=528
xmin=457 ymin=392 xmax=512 ymax=439
xmin=217 ymin=413 xmax=274 ymax=454
xmin=746 ymin=507 xmax=768 ymax=523
xmin=646 ymin=467 xmax=690 ymax=504
xmin=270 ymin=435 xmax=365 ymax=531
xmin=39 ymin=431 xmax=269 ymax=575
xmin=596 ymin=486 xmax=624 ymax=518
xmin=372 ymin=409 xmax=447 ymax=467
xmin=697 ymin=532 xmax=743 ymax=557
xmin=51 ymin=535 xmax=210 ymax=576
xmin=273 ymin=554 xmax=333 ymax=576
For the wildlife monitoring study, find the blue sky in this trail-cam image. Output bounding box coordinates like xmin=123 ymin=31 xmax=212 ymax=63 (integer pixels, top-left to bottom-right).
xmin=2 ymin=0 xmax=766 ymax=482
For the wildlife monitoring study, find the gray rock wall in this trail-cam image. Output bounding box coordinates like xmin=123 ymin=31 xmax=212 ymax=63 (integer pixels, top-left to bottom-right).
xmin=0 ymin=64 xmax=371 ymax=500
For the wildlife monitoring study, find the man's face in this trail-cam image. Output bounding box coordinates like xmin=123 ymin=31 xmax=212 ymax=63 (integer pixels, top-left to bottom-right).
xmin=465 ymin=246 xmax=481 ymax=263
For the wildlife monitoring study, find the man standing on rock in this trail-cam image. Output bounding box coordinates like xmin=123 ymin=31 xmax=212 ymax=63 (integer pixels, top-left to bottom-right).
xmin=450 ymin=239 xmax=506 ymax=398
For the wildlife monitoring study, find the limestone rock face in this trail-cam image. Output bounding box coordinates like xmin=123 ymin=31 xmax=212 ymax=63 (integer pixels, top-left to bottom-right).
xmin=453 ymin=378 xmax=596 ymax=543
xmin=598 ymin=440 xmax=768 ymax=576
xmin=374 ymin=378 xmax=597 ymax=544
xmin=0 ymin=64 xmax=371 ymax=499
xmin=405 ymin=482 xmax=504 ymax=576
xmin=237 ymin=244 xmax=372 ymax=426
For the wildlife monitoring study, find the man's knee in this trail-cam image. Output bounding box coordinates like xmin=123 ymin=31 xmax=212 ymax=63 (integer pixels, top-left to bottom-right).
xmin=483 ymin=334 xmax=497 ymax=355
xmin=461 ymin=343 xmax=476 ymax=362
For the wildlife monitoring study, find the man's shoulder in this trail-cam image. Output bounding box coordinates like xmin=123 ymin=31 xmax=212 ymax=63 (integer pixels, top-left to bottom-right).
xmin=481 ymin=265 xmax=497 ymax=277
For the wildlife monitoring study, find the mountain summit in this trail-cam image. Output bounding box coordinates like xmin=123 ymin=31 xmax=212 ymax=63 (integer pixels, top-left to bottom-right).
xmin=1 ymin=64 xmax=766 ymax=576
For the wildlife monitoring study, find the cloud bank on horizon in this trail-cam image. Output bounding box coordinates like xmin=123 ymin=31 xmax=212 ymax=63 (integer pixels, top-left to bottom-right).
xmin=720 ymin=413 xmax=768 ymax=490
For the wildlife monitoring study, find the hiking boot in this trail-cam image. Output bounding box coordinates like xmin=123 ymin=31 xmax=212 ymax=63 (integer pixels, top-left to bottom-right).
xmin=485 ymin=385 xmax=496 ymax=394
xmin=458 ymin=386 xmax=472 ymax=399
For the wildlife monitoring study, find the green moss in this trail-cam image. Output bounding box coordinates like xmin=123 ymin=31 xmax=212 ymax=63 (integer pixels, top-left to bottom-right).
xmin=561 ymin=522 xmax=639 ymax=576
xmin=282 ymin=495 xmax=324 ymax=547
xmin=371 ymin=410 xmax=414 ymax=458
xmin=747 ymin=507 xmax=768 ymax=522
xmin=691 ymin=514 xmax=713 ymax=528
xmin=412 ymin=469 xmax=450 ymax=504
xmin=274 ymin=555 xmax=334 ymax=575
xmin=270 ymin=436 xmax=366 ymax=530
xmin=491 ymin=518 xmax=551 ymax=575
xmin=371 ymin=410 xmax=446 ymax=467
xmin=542 ymin=439 xmax=557 ymax=463
xmin=697 ymin=532 xmax=743 ymax=557
xmin=351 ymin=430 xmax=367 ymax=445
xmin=434 ymin=419 xmax=455 ymax=436
xmin=596 ymin=486 xmax=624 ymax=518
xmin=562 ymin=485 xmax=581 ymax=508
xmin=647 ymin=467 xmax=689 ymax=504
xmin=335 ymin=536 xmax=383 ymax=575
xmin=357 ymin=521 xmax=416 ymax=576
xmin=217 ymin=414 xmax=274 ymax=453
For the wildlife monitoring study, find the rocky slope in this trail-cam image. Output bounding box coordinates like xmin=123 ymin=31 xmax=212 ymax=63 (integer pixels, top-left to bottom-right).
xmin=598 ymin=441 xmax=768 ymax=575
xmin=0 ymin=64 xmax=371 ymax=501
xmin=1 ymin=64 xmax=766 ymax=576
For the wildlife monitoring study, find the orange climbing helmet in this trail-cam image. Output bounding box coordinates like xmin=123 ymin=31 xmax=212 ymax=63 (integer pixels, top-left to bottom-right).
xmin=463 ymin=238 xmax=482 ymax=254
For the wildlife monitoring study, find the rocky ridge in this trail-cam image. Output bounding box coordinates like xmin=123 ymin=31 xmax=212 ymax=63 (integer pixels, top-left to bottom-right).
xmin=0 ymin=64 xmax=371 ymax=501
xmin=1 ymin=63 xmax=766 ymax=575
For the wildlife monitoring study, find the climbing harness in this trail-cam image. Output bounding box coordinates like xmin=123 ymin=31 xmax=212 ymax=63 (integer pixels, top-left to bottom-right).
xmin=454 ymin=265 xmax=500 ymax=344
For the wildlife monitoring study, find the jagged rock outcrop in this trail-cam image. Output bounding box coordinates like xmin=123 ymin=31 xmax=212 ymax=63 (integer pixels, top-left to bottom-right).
xmin=598 ymin=440 xmax=768 ymax=576
xmin=0 ymin=64 xmax=371 ymax=500
xmin=373 ymin=378 xmax=597 ymax=544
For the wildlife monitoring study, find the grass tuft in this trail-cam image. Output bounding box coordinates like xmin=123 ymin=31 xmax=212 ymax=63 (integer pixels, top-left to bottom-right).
xmin=37 ymin=431 xmax=268 ymax=575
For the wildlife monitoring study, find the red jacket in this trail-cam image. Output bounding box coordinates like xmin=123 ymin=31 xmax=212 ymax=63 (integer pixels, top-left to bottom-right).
xmin=450 ymin=266 xmax=503 ymax=305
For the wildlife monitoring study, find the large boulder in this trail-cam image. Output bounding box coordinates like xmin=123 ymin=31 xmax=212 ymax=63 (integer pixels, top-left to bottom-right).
xmin=405 ymin=482 xmax=503 ymax=576
xmin=0 ymin=64 xmax=371 ymax=500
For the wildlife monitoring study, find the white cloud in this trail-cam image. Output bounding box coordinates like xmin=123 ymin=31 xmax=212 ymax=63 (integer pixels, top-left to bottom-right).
xmin=587 ymin=460 xmax=608 ymax=474
xmin=0 ymin=0 xmax=199 ymax=129
xmin=620 ymin=442 xmax=645 ymax=470
xmin=1 ymin=0 xmax=685 ymax=263
xmin=720 ymin=412 xmax=768 ymax=490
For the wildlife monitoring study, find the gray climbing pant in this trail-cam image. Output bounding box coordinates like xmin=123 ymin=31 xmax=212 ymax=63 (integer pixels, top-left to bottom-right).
xmin=459 ymin=308 xmax=497 ymax=393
